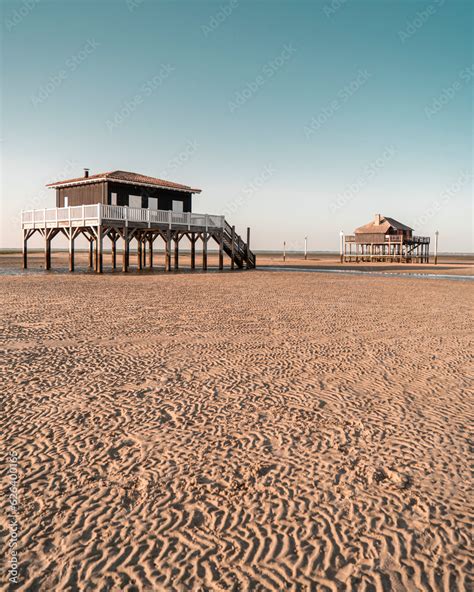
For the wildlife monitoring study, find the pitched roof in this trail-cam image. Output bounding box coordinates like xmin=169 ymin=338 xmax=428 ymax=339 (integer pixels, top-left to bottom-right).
xmin=355 ymin=214 xmax=413 ymax=234
xmin=46 ymin=170 xmax=201 ymax=193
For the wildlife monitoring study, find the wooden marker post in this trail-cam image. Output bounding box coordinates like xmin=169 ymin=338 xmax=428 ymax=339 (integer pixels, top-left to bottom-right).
xmin=434 ymin=230 xmax=439 ymax=265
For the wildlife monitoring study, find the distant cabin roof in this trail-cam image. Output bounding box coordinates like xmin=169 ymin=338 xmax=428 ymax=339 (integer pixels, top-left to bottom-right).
xmin=355 ymin=214 xmax=413 ymax=234
xmin=46 ymin=170 xmax=202 ymax=194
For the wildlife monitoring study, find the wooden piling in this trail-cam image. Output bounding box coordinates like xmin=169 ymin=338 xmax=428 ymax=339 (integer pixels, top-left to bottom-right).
xmin=89 ymin=239 xmax=94 ymax=269
xmin=190 ymin=233 xmax=196 ymax=269
xmin=246 ymin=227 xmax=250 ymax=269
xmin=165 ymin=230 xmax=172 ymax=272
xmin=122 ymin=228 xmax=129 ymax=273
xmin=202 ymin=233 xmax=208 ymax=270
xmin=96 ymin=226 xmax=103 ymax=274
xmin=69 ymin=230 xmax=75 ymax=272
xmin=174 ymin=233 xmax=179 ymax=270
xmin=45 ymin=230 xmax=51 ymax=270
xmin=219 ymin=231 xmax=224 ymax=270
xmin=22 ymin=230 xmax=28 ymax=269
xmin=231 ymin=225 xmax=235 ymax=270
xmin=111 ymin=232 xmax=117 ymax=269
xmin=148 ymin=237 xmax=153 ymax=269
xmin=137 ymin=235 xmax=143 ymax=271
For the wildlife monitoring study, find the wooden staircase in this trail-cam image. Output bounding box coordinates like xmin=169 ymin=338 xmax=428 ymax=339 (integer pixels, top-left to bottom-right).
xmin=221 ymin=221 xmax=256 ymax=269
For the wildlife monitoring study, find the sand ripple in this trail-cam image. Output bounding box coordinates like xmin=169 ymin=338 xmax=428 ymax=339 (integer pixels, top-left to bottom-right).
xmin=1 ymin=272 xmax=473 ymax=591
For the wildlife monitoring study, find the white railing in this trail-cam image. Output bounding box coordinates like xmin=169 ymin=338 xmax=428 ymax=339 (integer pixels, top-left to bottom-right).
xmin=21 ymin=204 xmax=225 ymax=230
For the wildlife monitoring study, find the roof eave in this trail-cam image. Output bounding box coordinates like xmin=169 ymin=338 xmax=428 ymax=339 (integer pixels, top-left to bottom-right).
xmin=46 ymin=177 xmax=201 ymax=194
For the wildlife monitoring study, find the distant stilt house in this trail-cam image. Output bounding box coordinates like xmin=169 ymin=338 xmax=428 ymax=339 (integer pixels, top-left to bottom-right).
xmin=21 ymin=169 xmax=255 ymax=273
xmin=343 ymin=214 xmax=430 ymax=263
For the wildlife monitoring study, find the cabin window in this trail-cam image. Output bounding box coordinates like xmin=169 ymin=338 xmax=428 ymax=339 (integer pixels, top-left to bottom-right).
xmin=129 ymin=195 xmax=142 ymax=209
xmin=172 ymin=200 xmax=183 ymax=213
xmin=64 ymin=196 xmax=69 ymax=207
xmin=149 ymin=197 xmax=158 ymax=210
xmin=111 ymin=193 xmax=117 ymax=206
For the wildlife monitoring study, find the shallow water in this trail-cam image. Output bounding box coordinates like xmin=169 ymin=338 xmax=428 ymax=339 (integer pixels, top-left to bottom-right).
xmin=260 ymin=266 xmax=474 ymax=282
xmin=1 ymin=265 xmax=472 ymax=281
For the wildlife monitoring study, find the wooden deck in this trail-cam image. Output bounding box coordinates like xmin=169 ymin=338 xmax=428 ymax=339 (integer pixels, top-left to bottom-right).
xmin=21 ymin=204 xmax=256 ymax=273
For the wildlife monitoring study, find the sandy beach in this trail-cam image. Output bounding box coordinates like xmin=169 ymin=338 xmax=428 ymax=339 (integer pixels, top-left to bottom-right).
xmin=1 ymin=265 xmax=472 ymax=591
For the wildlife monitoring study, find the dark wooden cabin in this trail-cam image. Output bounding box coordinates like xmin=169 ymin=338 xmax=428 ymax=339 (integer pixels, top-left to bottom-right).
xmin=47 ymin=169 xmax=201 ymax=212
xmin=22 ymin=167 xmax=256 ymax=273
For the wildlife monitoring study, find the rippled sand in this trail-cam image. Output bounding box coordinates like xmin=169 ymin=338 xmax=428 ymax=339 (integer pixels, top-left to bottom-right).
xmin=1 ymin=270 xmax=472 ymax=591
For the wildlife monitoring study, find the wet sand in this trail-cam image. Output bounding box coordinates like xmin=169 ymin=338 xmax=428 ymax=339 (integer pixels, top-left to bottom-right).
xmin=1 ymin=266 xmax=473 ymax=590
xmin=0 ymin=250 xmax=472 ymax=277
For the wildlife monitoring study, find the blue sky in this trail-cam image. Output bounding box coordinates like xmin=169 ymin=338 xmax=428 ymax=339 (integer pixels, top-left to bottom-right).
xmin=1 ymin=0 xmax=472 ymax=251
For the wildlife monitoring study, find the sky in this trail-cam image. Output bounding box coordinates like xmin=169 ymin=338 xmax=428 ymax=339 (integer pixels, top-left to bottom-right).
xmin=1 ymin=0 xmax=472 ymax=252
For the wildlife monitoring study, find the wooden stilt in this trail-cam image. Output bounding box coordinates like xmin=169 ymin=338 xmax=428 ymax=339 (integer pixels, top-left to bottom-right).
xmin=22 ymin=229 xmax=28 ymax=269
xmin=174 ymin=233 xmax=179 ymax=270
xmin=246 ymin=227 xmax=251 ymax=269
xmin=137 ymin=235 xmax=143 ymax=270
xmin=45 ymin=230 xmax=51 ymax=270
xmin=69 ymin=229 xmax=75 ymax=272
xmin=219 ymin=231 xmax=224 ymax=270
xmin=96 ymin=226 xmax=103 ymax=274
xmin=111 ymin=232 xmax=117 ymax=269
xmin=202 ymin=233 xmax=208 ymax=271
xmin=142 ymin=239 xmax=146 ymax=268
xmin=149 ymin=237 xmax=153 ymax=269
xmin=231 ymin=225 xmax=235 ymax=270
xmin=88 ymin=239 xmax=94 ymax=269
xmin=122 ymin=227 xmax=129 ymax=272
xmin=190 ymin=234 xmax=196 ymax=269
xmin=165 ymin=230 xmax=172 ymax=272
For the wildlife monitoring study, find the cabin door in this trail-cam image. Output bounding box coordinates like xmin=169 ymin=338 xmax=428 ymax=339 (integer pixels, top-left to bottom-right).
xmin=172 ymin=200 xmax=183 ymax=213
